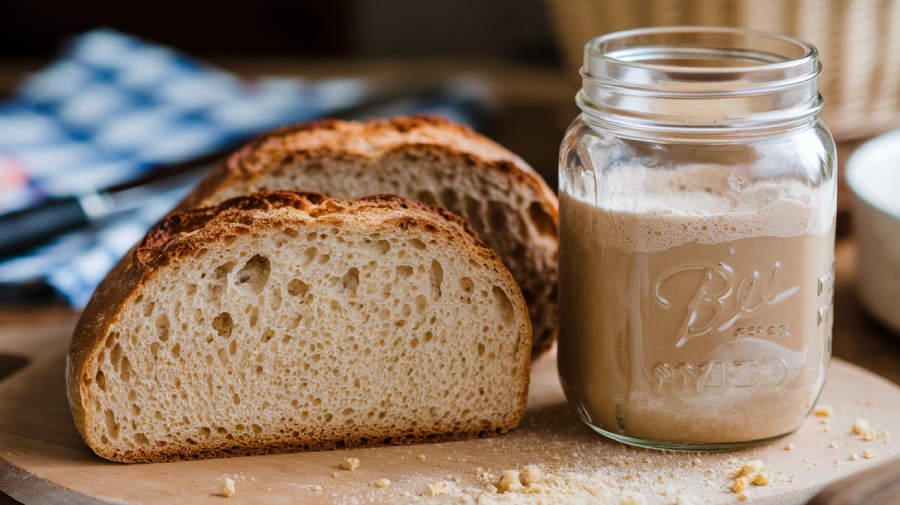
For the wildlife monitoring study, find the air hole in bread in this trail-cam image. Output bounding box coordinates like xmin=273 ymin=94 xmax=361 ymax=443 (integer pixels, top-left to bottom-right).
xmin=234 ymin=255 xmax=270 ymax=294
xmin=373 ymin=239 xmax=390 ymax=255
xmin=487 ymin=200 xmax=507 ymax=233
xmin=493 ymin=286 xmax=514 ymax=323
xmin=414 ymin=294 xmax=427 ymax=314
xmin=143 ymin=301 xmax=155 ymax=317
xmin=342 ymin=268 xmax=359 ymax=296
xmin=216 ymin=347 xmax=230 ymax=365
xmin=429 ymin=260 xmax=443 ymax=299
xmin=215 ymin=261 xmax=236 ymax=279
xmin=105 ymin=409 xmax=120 ymax=439
xmin=417 ymin=190 xmax=437 ymax=206
xmin=96 ymin=370 xmax=107 ymax=392
xmin=439 ymin=188 xmax=459 ymax=209
xmin=528 ymin=201 xmax=556 ymax=238
xmin=464 ymin=195 xmax=484 ymax=232
xmin=460 ymin=277 xmax=474 ymax=294
xmin=396 ymin=265 xmax=413 ymax=279
xmin=212 ymin=312 xmax=234 ymax=338
xmin=120 ymin=356 xmax=132 ymax=383
xmin=110 ymin=343 xmax=122 ymax=369
xmin=287 ymin=278 xmax=310 ymax=298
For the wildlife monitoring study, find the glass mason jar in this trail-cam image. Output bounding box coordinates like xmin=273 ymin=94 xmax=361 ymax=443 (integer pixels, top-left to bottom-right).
xmin=558 ymin=27 xmax=836 ymax=451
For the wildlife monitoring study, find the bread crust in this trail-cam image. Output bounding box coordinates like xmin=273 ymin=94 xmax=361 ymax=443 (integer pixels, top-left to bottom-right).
xmin=68 ymin=191 xmax=531 ymax=462
xmin=176 ymin=115 xmax=558 ymax=358
xmin=178 ymin=116 xmax=557 ymax=216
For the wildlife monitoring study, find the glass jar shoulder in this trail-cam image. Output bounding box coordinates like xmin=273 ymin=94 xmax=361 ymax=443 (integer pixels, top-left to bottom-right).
xmin=560 ymin=115 xmax=836 ymax=209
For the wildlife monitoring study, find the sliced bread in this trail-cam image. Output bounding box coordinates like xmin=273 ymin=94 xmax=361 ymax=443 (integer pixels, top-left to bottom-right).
xmin=177 ymin=115 xmax=558 ymax=358
xmin=67 ymin=191 xmax=532 ymax=463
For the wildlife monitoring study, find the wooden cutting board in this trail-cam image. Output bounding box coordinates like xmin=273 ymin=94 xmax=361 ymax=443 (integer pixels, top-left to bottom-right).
xmin=1 ymin=320 xmax=899 ymax=505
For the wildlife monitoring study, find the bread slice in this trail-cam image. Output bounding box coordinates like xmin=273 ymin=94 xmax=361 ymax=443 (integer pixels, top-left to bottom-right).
xmin=177 ymin=115 xmax=558 ymax=359
xmin=67 ymin=191 xmax=531 ymax=463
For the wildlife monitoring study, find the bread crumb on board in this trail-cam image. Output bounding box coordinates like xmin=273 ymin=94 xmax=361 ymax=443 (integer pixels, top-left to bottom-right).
xmin=341 ymin=457 xmax=360 ymax=471
xmin=498 ymin=470 xmax=523 ymax=492
xmin=416 ymin=453 xmax=427 ymax=461
xmin=863 ymin=449 xmax=875 ymax=459
xmin=374 ymin=478 xmax=392 ymax=488
xmin=520 ymin=464 xmax=544 ymax=486
xmin=784 ymin=443 xmax=795 ymax=451
xmin=852 ymin=418 xmax=870 ymax=435
xmin=426 ymin=481 xmax=449 ymax=496
xmin=310 ymin=485 xmax=323 ymax=492
xmin=733 ymin=461 xmax=769 ymax=493
xmin=219 ymin=478 xmax=236 ymax=497
xmin=850 ymin=453 xmax=860 ymax=461
xmin=814 ymin=405 xmax=834 ymax=417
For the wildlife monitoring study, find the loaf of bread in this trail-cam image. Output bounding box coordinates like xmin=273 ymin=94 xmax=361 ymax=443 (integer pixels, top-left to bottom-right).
xmin=178 ymin=115 xmax=558 ymax=358
xmin=67 ymin=191 xmax=531 ymax=463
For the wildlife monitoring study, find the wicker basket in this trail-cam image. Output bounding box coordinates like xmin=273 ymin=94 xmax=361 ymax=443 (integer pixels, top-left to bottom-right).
xmin=546 ymin=0 xmax=900 ymax=141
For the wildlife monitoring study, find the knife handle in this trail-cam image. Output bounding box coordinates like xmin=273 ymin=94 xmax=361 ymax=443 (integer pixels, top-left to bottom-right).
xmin=0 ymin=197 xmax=90 ymax=259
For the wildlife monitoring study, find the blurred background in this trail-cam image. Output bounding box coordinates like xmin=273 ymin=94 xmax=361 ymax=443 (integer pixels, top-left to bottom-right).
xmin=1 ymin=0 xmax=899 ymax=309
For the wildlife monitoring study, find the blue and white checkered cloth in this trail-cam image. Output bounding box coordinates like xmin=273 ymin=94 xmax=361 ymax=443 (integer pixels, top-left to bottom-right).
xmin=0 ymin=29 xmax=488 ymax=308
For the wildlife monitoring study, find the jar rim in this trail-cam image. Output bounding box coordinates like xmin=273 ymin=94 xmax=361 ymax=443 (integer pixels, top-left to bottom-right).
xmin=584 ymin=26 xmax=819 ymax=90
xmin=578 ymin=26 xmax=824 ymax=137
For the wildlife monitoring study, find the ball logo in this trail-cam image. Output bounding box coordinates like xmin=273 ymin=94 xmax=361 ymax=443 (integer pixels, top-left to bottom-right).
xmin=654 ymin=261 xmax=799 ymax=348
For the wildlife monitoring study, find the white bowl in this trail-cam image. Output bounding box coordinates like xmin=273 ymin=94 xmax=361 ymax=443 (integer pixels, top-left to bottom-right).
xmin=846 ymin=129 xmax=900 ymax=335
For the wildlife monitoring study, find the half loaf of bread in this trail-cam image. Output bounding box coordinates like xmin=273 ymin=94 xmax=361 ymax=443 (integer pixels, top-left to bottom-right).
xmin=177 ymin=115 xmax=558 ymax=359
xmin=68 ymin=191 xmax=531 ymax=463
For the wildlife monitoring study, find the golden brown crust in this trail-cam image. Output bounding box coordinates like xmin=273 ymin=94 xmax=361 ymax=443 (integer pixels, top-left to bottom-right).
xmin=177 ymin=115 xmax=558 ymax=221
xmin=141 ymin=191 xmax=493 ymax=267
xmin=68 ymin=190 xmax=530 ymax=463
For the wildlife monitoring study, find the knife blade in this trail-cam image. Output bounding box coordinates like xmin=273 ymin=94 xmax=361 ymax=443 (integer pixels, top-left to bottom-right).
xmin=0 ymin=166 xmax=206 ymax=259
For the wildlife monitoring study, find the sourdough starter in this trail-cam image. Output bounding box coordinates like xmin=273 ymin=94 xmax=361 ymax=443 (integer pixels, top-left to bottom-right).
xmin=558 ymin=165 xmax=835 ymax=445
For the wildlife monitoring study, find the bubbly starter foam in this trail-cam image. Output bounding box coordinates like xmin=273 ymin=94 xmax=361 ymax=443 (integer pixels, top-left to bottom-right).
xmin=558 ymin=165 xmax=835 ymax=444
